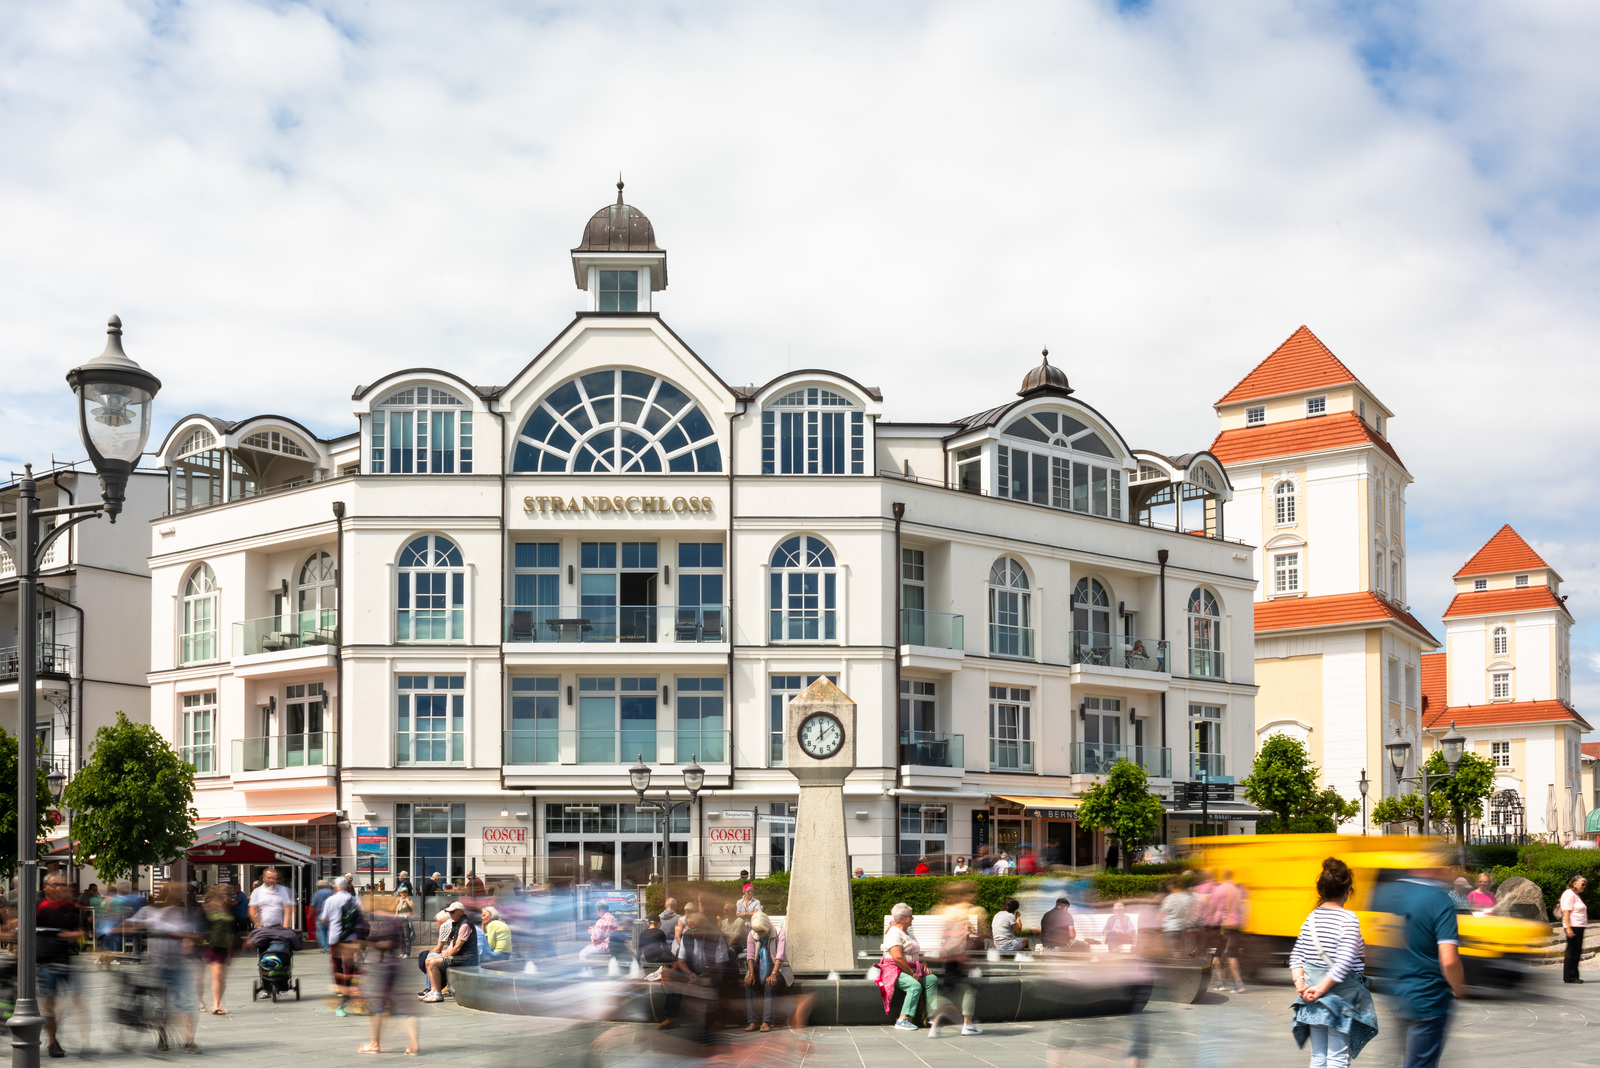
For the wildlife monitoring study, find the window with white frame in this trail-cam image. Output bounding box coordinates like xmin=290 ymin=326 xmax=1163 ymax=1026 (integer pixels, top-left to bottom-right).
xmin=1474 ymin=578 xmax=1488 ymax=591
xmin=514 ymin=369 xmax=721 ymax=474
xmin=768 ymin=674 xmax=836 ymax=766
xmin=989 ymin=685 xmax=1033 ymax=770
xmin=598 ymin=269 xmax=639 ymax=311
xmin=1187 ymin=587 xmax=1222 ymax=677
xmin=298 ymin=551 xmax=335 ymax=616
xmin=395 ymin=674 xmax=464 ymax=765
xmin=761 ymin=387 xmax=864 ymax=475
xmin=1391 ymin=558 xmax=1400 ymax=596
xmin=181 ymin=564 xmax=219 ymax=664
xmin=1307 ymin=396 xmax=1327 ymax=416
xmin=1273 ymin=552 xmax=1301 ymax=595
xmin=1492 ymin=671 xmax=1511 ymax=700
xmin=1492 ymin=626 xmax=1508 ymax=657
xmin=996 ymin=412 xmax=1123 ymax=519
xmin=1515 ymin=574 xmax=1529 ymax=588
xmin=371 ymin=387 xmax=473 ymax=474
xmin=768 ymin=536 xmax=837 ymax=641
xmin=396 ymin=535 xmax=465 ymax=641
xmin=1274 ymin=480 xmax=1296 ymax=525
xmin=1246 ymin=407 xmax=1265 ymax=425
xmin=1358 ymin=399 xmax=1366 ymax=421
xmin=1374 ymin=546 xmax=1386 ymax=591
xmin=172 ymin=427 xmax=225 ymax=511
xmin=899 ymin=803 xmax=948 ymax=874
xmin=988 ymin=557 xmax=1033 ymax=658
xmin=901 ymin=547 xmax=927 ymax=644
xmin=1491 ymin=740 xmax=1511 ymax=768
xmin=181 ymin=691 xmax=217 ymax=773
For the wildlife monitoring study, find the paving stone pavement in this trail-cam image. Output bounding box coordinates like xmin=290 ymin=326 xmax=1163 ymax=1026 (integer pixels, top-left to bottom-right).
xmin=29 ymin=954 xmax=1600 ymax=1066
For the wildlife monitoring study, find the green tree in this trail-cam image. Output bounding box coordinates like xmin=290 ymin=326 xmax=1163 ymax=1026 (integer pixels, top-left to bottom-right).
xmin=1371 ymin=791 xmax=1426 ymax=834
xmin=1429 ymin=750 xmax=1496 ymax=842
xmin=1077 ymin=759 xmax=1164 ymax=871
xmin=63 ymin=712 xmax=197 ymax=883
xmin=1242 ymin=735 xmax=1320 ymax=829
xmin=0 ymin=726 xmax=55 ymax=879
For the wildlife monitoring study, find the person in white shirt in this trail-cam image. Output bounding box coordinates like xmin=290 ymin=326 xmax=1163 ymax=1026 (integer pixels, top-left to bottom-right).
xmin=248 ymin=869 xmax=294 ymax=929
xmin=992 ymin=853 xmax=1014 ymax=875
xmin=1561 ymin=874 xmax=1589 ymax=984
xmin=991 ymin=897 xmax=1029 ymax=951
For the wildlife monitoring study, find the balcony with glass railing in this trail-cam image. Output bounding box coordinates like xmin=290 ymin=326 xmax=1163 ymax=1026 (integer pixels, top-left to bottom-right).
xmin=1191 ymin=752 xmax=1227 ymax=780
xmin=232 ymin=610 xmax=337 ymax=658
xmin=988 ymin=738 xmax=1034 ymax=773
xmin=0 ymin=642 xmax=74 ymax=681
xmin=899 ymin=731 xmax=964 ymax=768
xmin=988 ymin=624 xmax=1034 ymax=660
xmin=1187 ymin=648 xmax=1226 ymax=679
xmin=503 ymin=605 xmax=726 ymax=644
xmin=503 ymin=728 xmax=731 ymax=766
xmin=1069 ymin=632 xmax=1170 ymax=673
xmin=180 ymin=744 xmax=221 ymax=776
xmin=233 ymin=732 xmax=337 ymax=773
xmin=1071 ymin=742 xmax=1173 ymax=778
xmin=899 ymin=609 xmax=964 ymax=651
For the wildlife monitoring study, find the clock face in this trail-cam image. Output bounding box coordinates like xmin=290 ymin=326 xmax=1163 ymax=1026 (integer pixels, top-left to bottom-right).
xmin=797 ymin=712 xmax=845 ymax=759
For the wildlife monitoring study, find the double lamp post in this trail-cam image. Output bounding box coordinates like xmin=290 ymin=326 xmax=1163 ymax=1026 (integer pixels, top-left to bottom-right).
xmin=1387 ymin=721 xmax=1469 ymax=836
xmin=629 ymin=754 xmax=705 ymax=901
xmin=3 ymin=317 xmax=161 ymax=1068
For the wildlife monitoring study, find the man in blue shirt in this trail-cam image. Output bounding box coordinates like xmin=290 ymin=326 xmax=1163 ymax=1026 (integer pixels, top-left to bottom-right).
xmin=1370 ymin=868 xmax=1469 ymax=1068
xmin=309 ymin=879 xmax=334 ymax=952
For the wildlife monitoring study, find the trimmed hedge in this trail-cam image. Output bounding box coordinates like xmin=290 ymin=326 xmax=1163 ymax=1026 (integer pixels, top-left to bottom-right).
xmin=1129 ymin=861 xmax=1194 ymax=876
xmin=1488 ymin=860 xmax=1600 ymax=920
xmin=646 ymin=873 xmax=1169 ymax=935
xmin=1463 ymin=844 xmax=1521 ymax=871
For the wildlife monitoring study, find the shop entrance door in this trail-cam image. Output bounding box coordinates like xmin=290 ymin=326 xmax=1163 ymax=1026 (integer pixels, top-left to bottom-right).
xmin=1045 ymin=822 xmax=1072 ymax=867
xmin=621 ymin=842 xmax=654 ymax=886
xmin=583 ymin=841 xmax=616 ymax=887
xmin=994 ymin=818 xmax=1023 ymax=860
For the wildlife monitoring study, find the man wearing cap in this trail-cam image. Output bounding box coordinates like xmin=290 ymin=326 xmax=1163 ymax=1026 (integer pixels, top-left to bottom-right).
xmin=421 ymin=901 xmax=478 ymax=1002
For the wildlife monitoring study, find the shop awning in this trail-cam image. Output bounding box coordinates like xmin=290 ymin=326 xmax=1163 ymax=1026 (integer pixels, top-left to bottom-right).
xmin=992 ymin=795 xmax=1081 ymax=818
xmin=1586 ymin=807 xmax=1600 ymax=834
xmin=188 ymin=821 xmax=316 ymax=866
xmin=205 ymin=811 xmax=337 ymax=827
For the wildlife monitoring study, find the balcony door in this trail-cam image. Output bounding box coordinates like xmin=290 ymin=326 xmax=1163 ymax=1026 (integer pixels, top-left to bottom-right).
xmin=1083 ymin=695 xmax=1122 ymax=773
xmin=1072 ymin=578 xmax=1113 ymax=662
xmin=581 ymin=542 xmax=658 ymax=642
xmin=285 ymin=683 xmax=325 ymax=766
xmin=579 ymin=676 xmax=658 ymax=763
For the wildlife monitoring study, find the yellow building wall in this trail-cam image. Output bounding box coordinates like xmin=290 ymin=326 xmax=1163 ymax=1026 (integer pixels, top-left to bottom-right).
xmin=1255 ymin=653 xmax=1326 ymax=772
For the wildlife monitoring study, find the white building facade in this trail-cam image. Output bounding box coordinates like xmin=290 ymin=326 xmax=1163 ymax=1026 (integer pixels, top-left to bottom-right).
xmin=146 ymin=189 xmax=1260 ymax=886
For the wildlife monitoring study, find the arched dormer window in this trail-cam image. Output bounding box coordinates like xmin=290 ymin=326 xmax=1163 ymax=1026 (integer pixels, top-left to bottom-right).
xmin=1274 ymin=480 xmax=1296 ymax=526
xmin=1492 ymin=625 xmax=1508 ymax=658
xmin=1187 ymin=587 xmax=1223 ymax=678
xmin=514 ymin=369 xmax=721 ymax=473
xmin=988 ymin=557 xmax=1033 ymax=658
xmin=372 ymin=387 xmax=473 ymax=474
xmin=173 ymin=427 xmax=224 ymax=512
xmin=996 ymin=411 xmax=1122 ymax=518
xmin=181 ymin=564 xmax=219 ymax=664
xmin=396 ymin=535 xmax=465 ymax=642
xmin=768 ymin=536 xmax=837 ymax=641
xmin=761 ymin=387 xmax=864 ymax=475
xmin=1072 ymin=577 xmax=1112 ymax=661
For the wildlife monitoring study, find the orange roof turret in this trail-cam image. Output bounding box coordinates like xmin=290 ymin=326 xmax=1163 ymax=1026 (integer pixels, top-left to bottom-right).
xmin=1215 ymin=325 xmax=1362 ymax=407
xmin=1454 ymin=524 xmax=1551 ymax=578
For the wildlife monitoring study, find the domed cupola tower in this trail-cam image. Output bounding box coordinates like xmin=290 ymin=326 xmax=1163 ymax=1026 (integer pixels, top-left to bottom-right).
xmin=571 ymin=179 xmax=668 ymax=312
xmin=1017 ymin=348 xmax=1072 ymax=398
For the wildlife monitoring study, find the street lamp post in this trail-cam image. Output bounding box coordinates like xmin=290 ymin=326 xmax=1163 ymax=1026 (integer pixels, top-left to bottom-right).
xmin=1358 ymin=768 xmax=1369 ymax=836
xmin=629 ymin=756 xmax=707 ymax=903
xmin=2 ymin=316 xmax=159 ymax=1068
xmin=1386 ymin=723 xmax=1467 ymax=839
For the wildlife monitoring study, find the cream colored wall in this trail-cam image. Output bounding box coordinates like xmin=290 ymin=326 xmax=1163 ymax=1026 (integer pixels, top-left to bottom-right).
xmin=1216 ymin=385 xmax=1379 ymax=430
xmin=1452 ymin=568 xmax=1556 ymax=594
xmin=1255 ymin=653 xmax=1325 ymax=770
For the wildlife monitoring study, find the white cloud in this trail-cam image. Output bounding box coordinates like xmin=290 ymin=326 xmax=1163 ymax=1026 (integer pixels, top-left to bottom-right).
xmin=2 ymin=0 xmax=1598 ymax=713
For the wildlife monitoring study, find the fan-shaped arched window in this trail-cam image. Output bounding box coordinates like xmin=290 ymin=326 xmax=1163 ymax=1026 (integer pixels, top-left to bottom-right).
xmin=988 ymin=557 xmax=1033 ymax=658
xmin=769 ymin=536 xmax=837 ymax=641
xmin=372 ymin=386 xmax=472 ymax=474
xmin=181 ymin=564 xmax=219 ymax=664
xmin=1492 ymin=626 xmax=1508 ymax=658
xmin=761 ymin=387 xmax=864 ymax=475
xmin=1072 ymin=578 xmax=1113 ymax=662
xmin=397 ymin=535 xmax=465 ymax=641
xmin=1274 ymin=480 xmax=1296 ymax=526
xmin=997 ymin=411 xmax=1122 ymax=518
xmin=298 ymin=552 xmax=336 ymax=616
xmin=1187 ymin=587 xmax=1222 ymax=678
xmin=514 ymin=370 xmax=721 ymax=474
xmin=172 ymin=427 xmax=224 ymax=512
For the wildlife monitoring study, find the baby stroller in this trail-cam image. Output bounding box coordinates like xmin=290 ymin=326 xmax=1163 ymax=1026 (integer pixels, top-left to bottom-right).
xmin=252 ymin=936 xmax=302 ymax=1002
xmin=108 ymin=964 xmax=166 ymax=1050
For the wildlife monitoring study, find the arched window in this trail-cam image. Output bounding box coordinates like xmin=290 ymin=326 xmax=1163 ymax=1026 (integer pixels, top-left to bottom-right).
xmin=172 ymin=427 xmax=224 ymax=512
xmin=1274 ymin=480 xmax=1296 ymax=525
xmin=1492 ymin=626 xmax=1508 ymax=657
xmin=1072 ymin=578 xmax=1113 ymax=662
xmin=514 ymin=370 xmax=721 ymax=473
xmin=988 ymin=557 xmax=1033 ymax=658
xmin=372 ymin=387 xmax=472 ymax=474
xmin=996 ymin=412 xmax=1123 ymax=518
xmin=181 ymin=564 xmax=219 ymax=664
xmin=761 ymin=387 xmax=863 ymax=475
xmin=298 ymin=552 xmax=336 ymax=618
xmin=768 ymin=536 xmax=837 ymax=641
xmin=1187 ymin=587 xmax=1222 ymax=678
xmin=397 ymin=535 xmax=465 ymax=641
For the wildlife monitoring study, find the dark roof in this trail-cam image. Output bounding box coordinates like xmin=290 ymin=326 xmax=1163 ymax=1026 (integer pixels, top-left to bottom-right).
xmin=573 ymin=181 xmax=663 ymax=255
xmin=1017 ymin=349 xmax=1072 ymax=398
xmin=748 ymin=369 xmax=883 ymax=403
xmin=155 ymin=413 xmax=335 ymax=457
xmin=351 ymin=368 xmax=498 ymax=402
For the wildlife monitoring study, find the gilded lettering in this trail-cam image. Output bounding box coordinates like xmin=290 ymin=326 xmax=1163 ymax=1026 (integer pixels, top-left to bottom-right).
xmin=625 ymin=496 xmax=641 ymax=513
xmin=672 ymin=496 xmax=689 ymax=512
xmin=612 ymin=496 xmax=625 ymax=512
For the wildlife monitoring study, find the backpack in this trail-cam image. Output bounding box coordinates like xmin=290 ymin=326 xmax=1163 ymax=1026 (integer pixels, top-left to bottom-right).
xmin=338 ymin=896 xmax=369 ymax=942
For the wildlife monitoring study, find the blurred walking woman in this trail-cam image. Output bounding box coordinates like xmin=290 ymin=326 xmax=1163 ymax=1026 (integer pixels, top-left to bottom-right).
xmin=1289 ymin=858 xmax=1378 ymax=1067
xmin=1560 ymin=874 xmax=1587 ymax=984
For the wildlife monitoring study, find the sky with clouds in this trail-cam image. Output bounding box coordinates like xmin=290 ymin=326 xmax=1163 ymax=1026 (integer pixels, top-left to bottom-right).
xmin=3 ymin=0 xmax=1598 ymax=715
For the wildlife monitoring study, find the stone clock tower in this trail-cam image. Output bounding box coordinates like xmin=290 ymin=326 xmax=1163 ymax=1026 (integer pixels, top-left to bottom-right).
xmin=783 ymin=677 xmax=857 ymax=974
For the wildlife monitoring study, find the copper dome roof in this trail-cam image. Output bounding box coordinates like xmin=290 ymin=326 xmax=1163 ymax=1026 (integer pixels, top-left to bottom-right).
xmin=1018 ymin=349 xmax=1072 ymax=397
xmin=575 ymin=180 xmax=663 ymax=253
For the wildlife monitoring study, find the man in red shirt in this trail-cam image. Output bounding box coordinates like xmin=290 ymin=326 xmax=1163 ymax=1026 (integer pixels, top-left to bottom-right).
xmin=1206 ymin=869 xmax=1248 ymax=994
xmin=37 ymin=874 xmax=87 ymax=1058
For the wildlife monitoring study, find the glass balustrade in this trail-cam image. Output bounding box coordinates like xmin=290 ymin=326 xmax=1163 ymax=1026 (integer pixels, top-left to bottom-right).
xmin=233 ymin=732 xmax=337 ymax=772
xmin=1069 ymin=632 xmax=1170 ymax=673
xmin=232 ymin=610 xmax=338 ymax=657
xmin=898 ymin=731 xmax=964 ymax=768
xmin=899 ymin=609 xmax=965 ymax=651
xmin=988 ymin=624 xmax=1034 ymax=659
xmin=503 ymin=605 xmax=726 ymax=644
xmin=1191 ymin=752 xmax=1227 ymax=780
xmin=502 ymin=728 xmax=730 ymax=766
xmin=1070 ymin=742 xmax=1173 ymax=778
xmin=179 ymin=744 xmax=220 ymax=775
xmin=1188 ymin=648 xmax=1226 ymax=678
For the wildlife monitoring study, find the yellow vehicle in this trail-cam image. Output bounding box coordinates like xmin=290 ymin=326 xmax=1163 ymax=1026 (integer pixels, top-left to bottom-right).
xmin=1186 ymin=833 xmax=1548 ymax=991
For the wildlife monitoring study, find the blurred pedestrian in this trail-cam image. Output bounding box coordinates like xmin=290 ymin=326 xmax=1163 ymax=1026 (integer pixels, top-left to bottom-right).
xmin=658 ymin=897 xmax=680 ymax=939
xmin=638 ymin=914 xmax=675 ymax=973
xmin=480 ymin=906 xmax=513 ymax=962
xmin=125 ymin=883 xmax=202 ymax=1054
xmin=929 ymin=883 xmax=982 ymax=1036
xmin=201 ymin=882 xmax=236 ymax=1014
xmin=992 ymin=897 xmax=1029 ymax=951
xmin=36 ymin=873 xmax=87 ymax=1057
xmin=1466 ymin=874 xmax=1495 ymax=911
xmin=720 ymin=901 xmax=749 ymax=963
xmin=1369 ymin=866 xmax=1467 ymax=1068
xmin=914 ymin=857 xmax=932 ymax=876
xmin=975 ymin=846 xmax=995 ymax=873
xmin=1017 ymin=847 xmax=1039 ymax=875
xmin=744 ymin=911 xmax=792 ymax=1032
xmin=1104 ymin=901 xmax=1136 ymax=952
xmin=322 ymin=876 xmax=365 ymax=1011
xmin=395 ymin=871 xmax=414 ymax=894
xmin=659 ymin=908 xmax=727 ymax=1033
xmin=310 ymin=879 xmax=333 ymax=952
xmin=357 ymin=896 xmax=420 ymax=1055
xmin=1560 ymin=874 xmax=1588 ymax=984
xmin=1289 ymin=858 xmax=1378 ymax=1067
xmin=1207 ymin=869 xmax=1247 ymax=994
xmin=993 ymin=852 xmax=1014 ymax=875
xmin=878 ymin=902 xmax=942 ymax=1030
xmin=1449 ymin=879 xmax=1473 ymax=910
xmin=578 ymin=902 xmax=619 ymax=962
xmin=1159 ymin=873 xmax=1200 ymax=957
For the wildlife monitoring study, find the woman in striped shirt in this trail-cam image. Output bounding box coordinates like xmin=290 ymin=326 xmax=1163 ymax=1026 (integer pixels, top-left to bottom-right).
xmin=1289 ymin=858 xmax=1379 ymax=1067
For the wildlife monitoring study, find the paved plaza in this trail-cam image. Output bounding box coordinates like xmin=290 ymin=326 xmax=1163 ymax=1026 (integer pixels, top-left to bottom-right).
xmin=26 ymin=954 xmax=1600 ymax=1066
